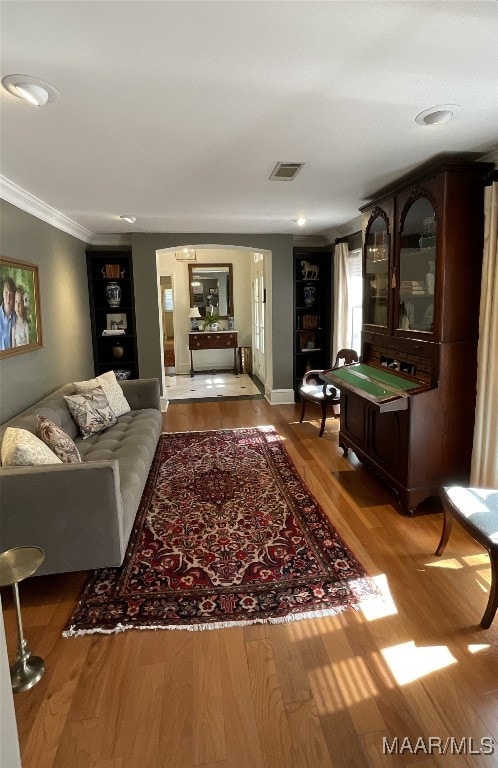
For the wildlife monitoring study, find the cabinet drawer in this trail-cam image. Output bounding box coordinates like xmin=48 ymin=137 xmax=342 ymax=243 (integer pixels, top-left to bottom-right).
xmin=189 ymin=333 xmax=237 ymax=350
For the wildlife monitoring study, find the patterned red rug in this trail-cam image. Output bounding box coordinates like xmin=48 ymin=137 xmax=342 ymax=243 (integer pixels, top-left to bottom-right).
xmin=64 ymin=428 xmax=379 ymax=635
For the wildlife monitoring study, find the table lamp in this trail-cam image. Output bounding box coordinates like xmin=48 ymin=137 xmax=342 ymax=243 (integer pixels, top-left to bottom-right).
xmin=188 ymin=306 xmax=201 ymax=330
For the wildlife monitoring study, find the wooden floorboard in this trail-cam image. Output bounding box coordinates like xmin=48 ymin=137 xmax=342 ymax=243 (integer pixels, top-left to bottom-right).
xmin=2 ymin=398 xmax=497 ymax=768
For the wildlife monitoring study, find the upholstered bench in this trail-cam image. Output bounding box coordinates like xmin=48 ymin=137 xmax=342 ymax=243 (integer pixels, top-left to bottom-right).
xmin=435 ymin=486 xmax=498 ymax=628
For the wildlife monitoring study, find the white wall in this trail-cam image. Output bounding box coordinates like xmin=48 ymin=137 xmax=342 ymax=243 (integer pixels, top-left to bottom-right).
xmin=157 ymin=247 xmax=252 ymax=375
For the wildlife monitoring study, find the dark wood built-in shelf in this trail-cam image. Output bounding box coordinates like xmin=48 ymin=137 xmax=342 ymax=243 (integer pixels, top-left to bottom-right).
xmin=86 ymin=250 xmax=139 ymax=380
xmin=293 ymin=248 xmax=332 ymax=399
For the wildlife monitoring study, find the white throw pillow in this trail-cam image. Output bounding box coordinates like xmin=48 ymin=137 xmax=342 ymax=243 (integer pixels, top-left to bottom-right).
xmin=73 ymin=370 xmax=130 ymax=418
xmin=1 ymin=427 xmax=63 ymax=466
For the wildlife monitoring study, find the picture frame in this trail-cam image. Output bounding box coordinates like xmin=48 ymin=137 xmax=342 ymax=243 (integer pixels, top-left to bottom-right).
xmin=106 ymin=312 xmax=127 ymax=330
xmin=0 ymin=257 xmax=42 ymax=358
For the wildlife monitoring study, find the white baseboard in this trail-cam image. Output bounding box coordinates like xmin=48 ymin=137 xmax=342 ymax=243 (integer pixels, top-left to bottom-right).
xmin=266 ymin=388 xmax=295 ymax=405
xmin=160 ymin=397 xmax=169 ymax=412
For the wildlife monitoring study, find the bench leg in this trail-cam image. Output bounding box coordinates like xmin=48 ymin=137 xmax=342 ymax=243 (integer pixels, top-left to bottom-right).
xmin=481 ymin=548 xmax=498 ymax=629
xmin=435 ymin=510 xmax=453 ymax=556
xmin=299 ymin=400 xmax=307 ymax=423
xmin=318 ymin=403 xmax=327 ymax=437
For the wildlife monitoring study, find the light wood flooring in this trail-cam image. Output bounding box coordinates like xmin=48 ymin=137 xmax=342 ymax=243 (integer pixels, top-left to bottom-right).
xmin=2 ymin=399 xmax=497 ymax=768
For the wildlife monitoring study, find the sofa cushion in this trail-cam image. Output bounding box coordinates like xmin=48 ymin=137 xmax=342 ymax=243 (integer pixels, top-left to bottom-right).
xmin=77 ymin=408 xmax=163 ymax=539
xmin=64 ymin=386 xmax=118 ymax=439
xmin=36 ymin=416 xmax=82 ymax=464
xmin=1 ymin=427 xmax=62 ymax=466
xmin=74 ymin=370 xmax=131 ymax=418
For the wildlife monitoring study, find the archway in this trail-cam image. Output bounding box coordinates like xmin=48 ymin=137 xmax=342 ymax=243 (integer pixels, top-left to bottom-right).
xmin=155 ymin=244 xmax=272 ymax=402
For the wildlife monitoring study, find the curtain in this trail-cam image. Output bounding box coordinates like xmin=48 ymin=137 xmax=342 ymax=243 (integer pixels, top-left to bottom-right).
xmin=471 ymin=181 xmax=498 ymax=487
xmin=333 ymin=242 xmax=349 ymax=358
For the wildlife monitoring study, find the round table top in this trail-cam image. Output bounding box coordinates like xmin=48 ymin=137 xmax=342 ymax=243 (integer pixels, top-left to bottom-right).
xmin=0 ymin=546 xmax=45 ymax=587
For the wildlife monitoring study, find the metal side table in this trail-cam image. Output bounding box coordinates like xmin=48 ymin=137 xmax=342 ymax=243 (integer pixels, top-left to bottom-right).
xmin=0 ymin=546 xmax=45 ymax=693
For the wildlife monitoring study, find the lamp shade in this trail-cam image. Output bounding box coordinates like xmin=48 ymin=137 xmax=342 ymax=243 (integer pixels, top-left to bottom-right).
xmin=188 ymin=307 xmax=201 ymax=319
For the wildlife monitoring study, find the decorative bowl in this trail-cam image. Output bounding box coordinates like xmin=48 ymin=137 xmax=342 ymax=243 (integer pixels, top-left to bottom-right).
xmin=114 ymin=369 xmax=132 ymax=380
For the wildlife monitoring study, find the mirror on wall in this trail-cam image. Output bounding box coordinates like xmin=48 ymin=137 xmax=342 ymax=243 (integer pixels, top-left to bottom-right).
xmin=188 ymin=263 xmax=233 ymax=318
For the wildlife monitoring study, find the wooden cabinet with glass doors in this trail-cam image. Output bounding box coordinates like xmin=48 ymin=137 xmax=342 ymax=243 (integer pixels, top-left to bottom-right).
xmin=336 ymin=160 xmax=492 ymax=514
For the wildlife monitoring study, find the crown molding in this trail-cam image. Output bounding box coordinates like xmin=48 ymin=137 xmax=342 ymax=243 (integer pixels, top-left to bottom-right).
xmin=0 ymin=175 xmax=94 ymax=243
xmin=322 ymin=215 xmax=362 ymax=244
xmin=478 ymin=147 xmax=498 ymax=165
xmin=292 ymin=234 xmax=328 ymax=247
xmin=90 ymin=233 xmax=132 ymax=246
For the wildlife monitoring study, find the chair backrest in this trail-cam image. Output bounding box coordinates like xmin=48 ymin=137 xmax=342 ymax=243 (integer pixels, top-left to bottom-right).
xmin=333 ymin=348 xmax=359 ymax=368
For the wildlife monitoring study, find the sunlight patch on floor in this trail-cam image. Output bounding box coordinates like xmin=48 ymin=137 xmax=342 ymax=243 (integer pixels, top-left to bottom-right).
xmin=331 ymin=656 xmax=380 ymax=705
xmin=462 ymin=553 xmax=489 ymax=566
xmin=425 ymin=557 xmax=463 ymax=569
xmin=476 ymin=570 xmax=491 ymax=589
xmin=381 ymin=641 xmax=457 ymax=685
xmin=359 ymin=574 xmax=398 ymax=621
xmin=468 ymin=644 xmax=491 ymax=654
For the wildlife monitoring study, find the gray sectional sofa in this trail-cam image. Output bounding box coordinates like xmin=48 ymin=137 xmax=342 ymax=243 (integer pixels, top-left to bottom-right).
xmin=0 ymin=378 xmax=163 ymax=576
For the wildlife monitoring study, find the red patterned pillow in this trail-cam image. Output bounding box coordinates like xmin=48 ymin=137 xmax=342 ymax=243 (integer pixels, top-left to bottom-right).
xmin=36 ymin=415 xmax=82 ymax=463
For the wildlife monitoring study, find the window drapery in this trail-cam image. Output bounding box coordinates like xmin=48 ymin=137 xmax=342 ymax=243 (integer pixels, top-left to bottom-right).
xmin=471 ymin=181 xmax=498 ymax=487
xmin=333 ymin=242 xmax=350 ymax=357
xmin=333 ymin=243 xmax=362 ymax=358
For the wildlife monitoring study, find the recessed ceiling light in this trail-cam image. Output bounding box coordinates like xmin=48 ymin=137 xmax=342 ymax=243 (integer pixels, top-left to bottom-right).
xmin=120 ymin=215 xmax=136 ymax=224
xmin=294 ymin=217 xmax=307 ymax=226
xmin=2 ymin=74 xmax=59 ymax=106
xmin=415 ymin=104 xmax=460 ymax=126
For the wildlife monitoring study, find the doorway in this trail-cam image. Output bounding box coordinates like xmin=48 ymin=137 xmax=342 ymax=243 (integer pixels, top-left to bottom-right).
xmin=160 ymin=276 xmax=175 ymax=374
xmin=252 ymin=255 xmax=266 ymax=384
xmin=156 ymin=245 xmax=271 ymax=401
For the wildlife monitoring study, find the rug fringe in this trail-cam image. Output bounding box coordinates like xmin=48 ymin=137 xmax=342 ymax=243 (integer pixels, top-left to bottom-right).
xmin=62 ymin=603 xmax=362 ymax=637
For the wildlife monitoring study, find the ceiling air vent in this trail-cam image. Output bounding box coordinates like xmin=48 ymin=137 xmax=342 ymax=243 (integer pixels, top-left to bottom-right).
xmin=269 ymin=162 xmax=304 ymax=181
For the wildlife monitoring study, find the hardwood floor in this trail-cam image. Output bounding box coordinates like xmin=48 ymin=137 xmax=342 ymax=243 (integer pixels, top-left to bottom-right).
xmin=2 ymin=399 xmax=497 ymax=768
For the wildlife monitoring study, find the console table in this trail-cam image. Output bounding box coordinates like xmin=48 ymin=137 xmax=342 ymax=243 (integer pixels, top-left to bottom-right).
xmin=189 ymin=331 xmax=238 ymax=377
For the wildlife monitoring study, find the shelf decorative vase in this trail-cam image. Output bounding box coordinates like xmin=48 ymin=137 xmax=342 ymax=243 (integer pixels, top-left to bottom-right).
xmin=425 ymin=261 xmax=435 ymax=295
xmin=112 ymin=343 xmax=124 ymax=359
xmin=106 ymin=282 xmax=122 ymax=307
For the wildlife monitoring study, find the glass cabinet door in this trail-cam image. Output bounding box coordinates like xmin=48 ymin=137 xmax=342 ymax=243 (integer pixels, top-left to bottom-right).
xmin=398 ymin=197 xmax=436 ymax=334
xmin=364 ymin=213 xmax=390 ymax=329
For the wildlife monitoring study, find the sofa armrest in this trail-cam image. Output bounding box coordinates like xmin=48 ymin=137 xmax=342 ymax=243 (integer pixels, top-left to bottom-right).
xmin=119 ymin=378 xmax=160 ymax=411
xmin=0 ymin=461 xmax=125 ymax=576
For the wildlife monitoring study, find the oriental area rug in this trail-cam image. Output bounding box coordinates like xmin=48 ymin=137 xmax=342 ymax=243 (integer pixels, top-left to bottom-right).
xmin=64 ymin=427 xmax=379 ymax=636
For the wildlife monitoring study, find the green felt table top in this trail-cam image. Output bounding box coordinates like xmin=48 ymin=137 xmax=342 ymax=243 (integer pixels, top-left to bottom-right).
xmin=326 ymin=364 xmax=420 ymax=400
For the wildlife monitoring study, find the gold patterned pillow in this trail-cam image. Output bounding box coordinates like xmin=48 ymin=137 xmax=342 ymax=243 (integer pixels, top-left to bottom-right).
xmin=36 ymin=416 xmax=82 ymax=463
xmin=64 ymin=385 xmax=117 ymax=439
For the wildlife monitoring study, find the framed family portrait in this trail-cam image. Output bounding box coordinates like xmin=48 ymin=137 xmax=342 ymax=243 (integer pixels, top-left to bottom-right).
xmin=0 ymin=257 xmax=42 ymax=358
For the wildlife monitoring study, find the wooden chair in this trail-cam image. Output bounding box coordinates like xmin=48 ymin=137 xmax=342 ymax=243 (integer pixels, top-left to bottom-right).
xmin=299 ymin=348 xmax=359 ymax=437
xmin=435 ymin=486 xmax=498 ymax=628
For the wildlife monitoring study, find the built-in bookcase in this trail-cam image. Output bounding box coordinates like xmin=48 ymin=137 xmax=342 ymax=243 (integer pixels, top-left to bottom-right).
xmin=293 ymin=248 xmax=332 ymax=399
xmin=86 ymin=250 xmax=139 ymax=379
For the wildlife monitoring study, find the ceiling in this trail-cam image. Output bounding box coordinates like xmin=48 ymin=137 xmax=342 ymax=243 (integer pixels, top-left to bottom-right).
xmin=1 ymin=1 xmax=497 ymax=241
